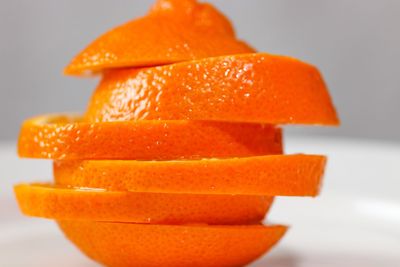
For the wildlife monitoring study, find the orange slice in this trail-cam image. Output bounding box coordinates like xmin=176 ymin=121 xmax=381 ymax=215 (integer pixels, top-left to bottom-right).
xmin=65 ymin=0 xmax=254 ymax=75
xmin=18 ymin=114 xmax=282 ymax=160
xmin=54 ymin=154 xmax=325 ymax=196
xmin=14 ymin=183 xmax=272 ymax=224
xmin=85 ymin=53 xmax=339 ymax=125
xmin=58 ymin=221 xmax=287 ymax=267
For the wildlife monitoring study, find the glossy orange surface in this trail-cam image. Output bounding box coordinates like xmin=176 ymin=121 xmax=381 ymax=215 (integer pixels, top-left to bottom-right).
xmin=65 ymin=0 xmax=253 ymax=75
xmin=14 ymin=0 xmax=339 ymax=265
xmin=15 ymin=183 xmax=271 ymax=224
xmin=54 ymin=154 xmax=325 ymax=196
xmin=18 ymin=114 xmax=282 ymax=160
xmin=86 ymin=53 xmax=339 ymax=125
xmin=58 ymin=221 xmax=287 ymax=267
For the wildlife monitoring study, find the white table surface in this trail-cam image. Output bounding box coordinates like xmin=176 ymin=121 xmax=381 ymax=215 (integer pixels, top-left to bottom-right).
xmin=1 ymin=135 xmax=400 ymax=267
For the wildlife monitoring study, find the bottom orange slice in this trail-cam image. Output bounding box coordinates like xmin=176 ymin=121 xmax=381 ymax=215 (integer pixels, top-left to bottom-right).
xmin=14 ymin=183 xmax=272 ymax=224
xmin=58 ymin=221 xmax=287 ymax=267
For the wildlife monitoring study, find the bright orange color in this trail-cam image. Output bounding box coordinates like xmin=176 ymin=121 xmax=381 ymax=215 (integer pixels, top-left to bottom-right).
xmin=14 ymin=0 xmax=339 ymax=264
xmin=85 ymin=53 xmax=339 ymax=125
xmin=64 ymin=0 xmax=254 ymax=75
xmin=18 ymin=114 xmax=282 ymax=160
xmin=58 ymin=221 xmax=287 ymax=267
xmin=14 ymin=183 xmax=272 ymax=224
xmin=54 ymin=154 xmax=325 ymax=196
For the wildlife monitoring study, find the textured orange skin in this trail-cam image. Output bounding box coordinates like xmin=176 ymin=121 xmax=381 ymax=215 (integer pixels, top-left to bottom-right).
xmin=85 ymin=53 xmax=339 ymax=125
xmin=58 ymin=221 xmax=287 ymax=267
xmin=54 ymin=154 xmax=325 ymax=196
xmin=18 ymin=114 xmax=282 ymax=160
xmin=14 ymin=183 xmax=271 ymax=224
xmin=64 ymin=0 xmax=253 ymax=75
xmin=14 ymin=0 xmax=338 ymax=264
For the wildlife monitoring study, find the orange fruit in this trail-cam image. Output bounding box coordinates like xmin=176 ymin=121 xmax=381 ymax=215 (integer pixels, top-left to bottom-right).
xmin=18 ymin=114 xmax=282 ymax=160
xmin=14 ymin=0 xmax=339 ymax=265
xmin=58 ymin=220 xmax=287 ymax=267
xmin=64 ymin=0 xmax=253 ymax=75
xmin=54 ymin=154 xmax=326 ymax=196
xmin=14 ymin=183 xmax=272 ymax=224
xmin=85 ymin=53 xmax=339 ymax=125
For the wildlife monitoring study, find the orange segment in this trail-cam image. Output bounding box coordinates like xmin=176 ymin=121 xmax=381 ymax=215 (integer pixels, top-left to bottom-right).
xmin=64 ymin=0 xmax=253 ymax=75
xmin=14 ymin=183 xmax=273 ymax=224
xmin=58 ymin=221 xmax=287 ymax=267
xmin=18 ymin=114 xmax=282 ymax=160
xmin=85 ymin=53 xmax=339 ymax=125
xmin=54 ymin=154 xmax=326 ymax=196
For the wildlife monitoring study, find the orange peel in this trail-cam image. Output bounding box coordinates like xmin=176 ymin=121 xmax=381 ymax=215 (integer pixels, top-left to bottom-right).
xmin=54 ymin=154 xmax=325 ymax=196
xmin=58 ymin=220 xmax=287 ymax=267
xmin=85 ymin=53 xmax=339 ymax=125
xmin=18 ymin=114 xmax=282 ymax=160
xmin=65 ymin=0 xmax=254 ymax=75
xmin=14 ymin=183 xmax=272 ymax=224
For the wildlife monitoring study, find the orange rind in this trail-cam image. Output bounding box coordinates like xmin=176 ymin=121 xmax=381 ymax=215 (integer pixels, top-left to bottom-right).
xmin=15 ymin=183 xmax=272 ymax=224
xmin=58 ymin=221 xmax=287 ymax=267
xmin=85 ymin=53 xmax=339 ymax=125
xmin=14 ymin=0 xmax=340 ymax=265
xmin=65 ymin=0 xmax=253 ymax=75
xmin=18 ymin=114 xmax=282 ymax=160
xmin=54 ymin=154 xmax=325 ymax=196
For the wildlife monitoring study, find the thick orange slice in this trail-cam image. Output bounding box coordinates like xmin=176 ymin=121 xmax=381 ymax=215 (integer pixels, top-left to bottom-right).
xmin=58 ymin=221 xmax=287 ymax=267
xmin=14 ymin=183 xmax=272 ymax=224
xmin=18 ymin=114 xmax=282 ymax=160
xmin=85 ymin=53 xmax=339 ymax=125
xmin=65 ymin=0 xmax=253 ymax=75
xmin=54 ymin=154 xmax=325 ymax=196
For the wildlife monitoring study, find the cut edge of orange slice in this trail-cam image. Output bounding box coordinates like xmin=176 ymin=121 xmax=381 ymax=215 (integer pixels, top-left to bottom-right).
xmin=14 ymin=183 xmax=273 ymax=225
xmin=54 ymin=154 xmax=325 ymax=196
xmin=58 ymin=220 xmax=287 ymax=267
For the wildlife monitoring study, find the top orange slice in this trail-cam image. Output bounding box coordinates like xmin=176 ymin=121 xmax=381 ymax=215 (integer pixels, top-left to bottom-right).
xmin=64 ymin=0 xmax=254 ymax=75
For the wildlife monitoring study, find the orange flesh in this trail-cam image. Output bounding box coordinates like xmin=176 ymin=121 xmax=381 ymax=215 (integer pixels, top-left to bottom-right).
xmin=18 ymin=114 xmax=282 ymax=160
xmin=64 ymin=0 xmax=253 ymax=75
xmin=58 ymin=221 xmax=287 ymax=267
xmin=54 ymin=154 xmax=325 ymax=196
xmin=85 ymin=53 xmax=339 ymax=125
xmin=15 ymin=183 xmax=272 ymax=224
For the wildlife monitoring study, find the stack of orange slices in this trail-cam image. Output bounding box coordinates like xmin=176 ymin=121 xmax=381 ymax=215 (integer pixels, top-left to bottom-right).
xmin=14 ymin=0 xmax=339 ymax=266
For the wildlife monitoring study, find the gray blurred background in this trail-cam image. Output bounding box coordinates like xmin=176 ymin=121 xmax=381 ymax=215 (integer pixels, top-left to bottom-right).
xmin=0 ymin=0 xmax=399 ymax=142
